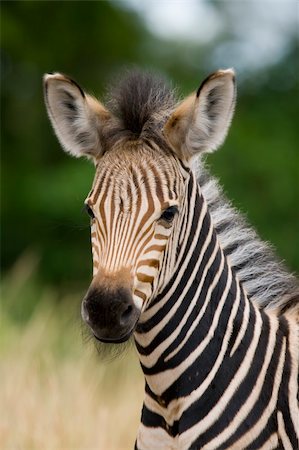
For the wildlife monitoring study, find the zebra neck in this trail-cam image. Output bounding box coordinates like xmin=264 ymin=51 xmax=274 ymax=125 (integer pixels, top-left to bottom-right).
xmin=134 ymin=173 xmax=253 ymax=398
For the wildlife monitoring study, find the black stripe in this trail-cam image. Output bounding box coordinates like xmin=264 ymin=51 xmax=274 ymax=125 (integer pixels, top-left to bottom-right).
xmin=276 ymin=318 xmax=298 ymax=449
xmin=226 ymin=286 xmax=245 ymax=352
xmin=140 ymin=405 xmax=178 ymax=437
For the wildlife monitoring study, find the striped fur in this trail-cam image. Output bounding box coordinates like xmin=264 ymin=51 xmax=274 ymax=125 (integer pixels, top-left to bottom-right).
xmin=134 ymin=167 xmax=299 ymax=449
xmin=44 ymin=70 xmax=299 ymax=449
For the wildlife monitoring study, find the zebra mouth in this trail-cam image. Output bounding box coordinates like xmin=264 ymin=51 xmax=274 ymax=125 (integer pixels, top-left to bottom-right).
xmin=93 ymin=329 xmax=133 ymax=344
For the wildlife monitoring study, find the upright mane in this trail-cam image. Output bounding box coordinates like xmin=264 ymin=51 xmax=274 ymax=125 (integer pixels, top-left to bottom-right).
xmin=106 ymin=70 xmax=176 ymax=138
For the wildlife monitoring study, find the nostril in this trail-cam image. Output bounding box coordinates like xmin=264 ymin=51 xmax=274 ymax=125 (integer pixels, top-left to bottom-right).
xmin=81 ymin=300 xmax=90 ymax=323
xmin=120 ymin=304 xmax=133 ymax=325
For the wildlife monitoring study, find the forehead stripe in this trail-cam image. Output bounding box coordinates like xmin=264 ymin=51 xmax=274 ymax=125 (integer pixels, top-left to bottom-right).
xmin=124 ymin=167 xmax=159 ymax=262
xmin=114 ymin=180 xmax=136 ymax=268
xmin=150 ymin=163 xmax=165 ymax=200
xmin=91 ymin=167 xmax=110 ymax=204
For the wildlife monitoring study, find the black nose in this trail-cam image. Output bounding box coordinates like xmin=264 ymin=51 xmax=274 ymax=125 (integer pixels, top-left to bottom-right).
xmin=81 ymin=287 xmax=140 ymax=343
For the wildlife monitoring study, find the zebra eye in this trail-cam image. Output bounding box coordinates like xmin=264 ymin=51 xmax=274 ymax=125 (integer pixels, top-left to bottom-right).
xmin=84 ymin=203 xmax=95 ymax=219
xmin=159 ymin=206 xmax=178 ymax=223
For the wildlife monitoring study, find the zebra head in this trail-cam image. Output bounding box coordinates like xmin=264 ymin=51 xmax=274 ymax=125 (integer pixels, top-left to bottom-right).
xmin=44 ymin=69 xmax=236 ymax=343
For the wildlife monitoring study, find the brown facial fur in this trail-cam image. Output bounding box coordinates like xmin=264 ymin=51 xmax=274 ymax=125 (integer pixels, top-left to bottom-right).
xmin=90 ymin=267 xmax=133 ymax=292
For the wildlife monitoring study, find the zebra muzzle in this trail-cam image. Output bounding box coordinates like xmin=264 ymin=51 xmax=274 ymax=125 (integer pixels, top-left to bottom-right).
xmin=81 ymin=286 xmax=140 ymax=343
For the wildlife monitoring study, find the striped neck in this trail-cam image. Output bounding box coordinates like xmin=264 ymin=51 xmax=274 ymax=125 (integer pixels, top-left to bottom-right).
xmin=134 ymin=169 xmax=253 ymax=398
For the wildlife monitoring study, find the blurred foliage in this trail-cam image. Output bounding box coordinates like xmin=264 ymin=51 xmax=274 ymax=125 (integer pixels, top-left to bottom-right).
xmin=1 ymin=0 xmax=298 ymax=305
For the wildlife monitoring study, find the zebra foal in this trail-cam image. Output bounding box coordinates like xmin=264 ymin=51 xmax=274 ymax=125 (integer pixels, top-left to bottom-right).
xmin=44 ymin=68 xmax=299 ymax=449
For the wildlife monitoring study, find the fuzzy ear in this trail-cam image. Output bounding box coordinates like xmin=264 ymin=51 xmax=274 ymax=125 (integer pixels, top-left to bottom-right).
xmin=43 ymin=73 xmax=111 ymax=159
xmin=164 ymin=69 xmax=236 ymax=159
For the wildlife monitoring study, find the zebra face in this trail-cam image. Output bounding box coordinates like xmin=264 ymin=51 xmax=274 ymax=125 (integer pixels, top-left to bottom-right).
xmin=44 ymin=68 xmax=236 ymax=343
xmin=81 ymin=144 xmax=183 ymax=342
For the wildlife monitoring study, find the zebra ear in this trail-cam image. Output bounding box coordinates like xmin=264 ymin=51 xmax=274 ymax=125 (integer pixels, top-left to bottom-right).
xmin=43 ymin=73 xmax=111 ymax=159
xmin=164 ymin=69 xmax=236 ymax=159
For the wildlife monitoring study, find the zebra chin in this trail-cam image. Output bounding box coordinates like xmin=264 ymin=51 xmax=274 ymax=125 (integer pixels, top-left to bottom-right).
xmin=81 ymin=286 xmax=141 ymax=344
xmin=92 ymin=330 xmax=133 ymax=344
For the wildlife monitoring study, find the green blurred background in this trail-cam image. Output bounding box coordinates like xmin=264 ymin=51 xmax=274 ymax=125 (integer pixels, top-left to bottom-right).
xmin=1 ymin=1 xmax=298 ymax=448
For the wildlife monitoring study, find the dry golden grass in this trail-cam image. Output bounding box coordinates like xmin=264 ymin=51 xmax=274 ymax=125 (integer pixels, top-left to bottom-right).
xmin=1 ymin=280 xmax=144 ymax=450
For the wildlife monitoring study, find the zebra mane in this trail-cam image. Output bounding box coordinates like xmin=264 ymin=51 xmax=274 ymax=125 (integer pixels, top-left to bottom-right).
xmin=106 ymin=70 xmax=176 ymax=138
xmin=193 ymin=158 xmax=299 ymax=313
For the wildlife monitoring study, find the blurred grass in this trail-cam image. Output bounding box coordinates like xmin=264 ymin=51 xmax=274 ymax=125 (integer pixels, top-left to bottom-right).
xmin=0 ymin=254 xmax=144 ymax=450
